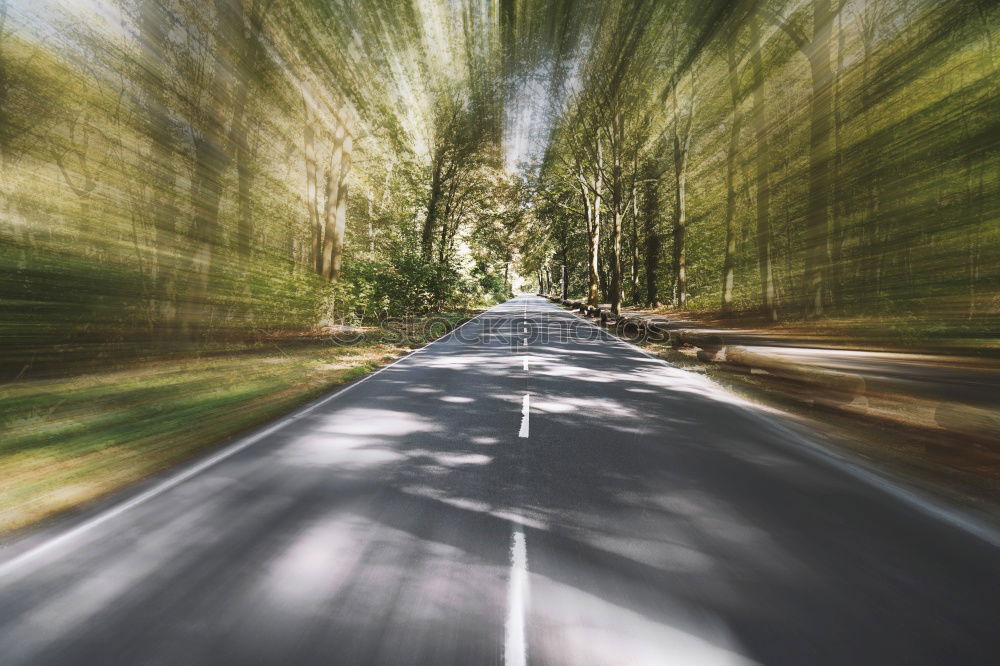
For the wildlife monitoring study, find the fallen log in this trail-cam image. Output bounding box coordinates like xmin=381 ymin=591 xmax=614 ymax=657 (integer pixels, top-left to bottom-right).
xmin=725 ymin=345 xmax=865 ymax=405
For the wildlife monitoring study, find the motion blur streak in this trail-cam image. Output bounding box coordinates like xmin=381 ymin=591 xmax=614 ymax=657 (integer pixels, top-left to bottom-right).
xmin=2 ymin=0 xmax=995 ymax=373
xmin=0 ymin=0 xmax=998 ymax=663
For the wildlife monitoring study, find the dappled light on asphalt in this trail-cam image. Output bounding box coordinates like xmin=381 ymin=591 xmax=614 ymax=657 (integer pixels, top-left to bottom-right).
xmin=0 ymin=297 xmax=998 ymax=664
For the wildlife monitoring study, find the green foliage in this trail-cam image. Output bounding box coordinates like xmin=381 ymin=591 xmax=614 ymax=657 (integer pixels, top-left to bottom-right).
xmin=527 ymin=0 xmax=998 ymax=335
xmin=3 ymin=0 xmax=996 ymax=384
xmin=0 ymin=0 xmax=528 ymax=380
xmin=472 ymin=261 xmax=510 ymax=301
xmin=330 ymin=253 xmax=503 ymax=320
xmin=0 ymin=316 xmax=467 ymax=534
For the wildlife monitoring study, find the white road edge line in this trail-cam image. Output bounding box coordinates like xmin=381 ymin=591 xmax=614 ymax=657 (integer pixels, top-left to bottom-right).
xmin=518 ymin=393 xmax=530 ymax=438
xmin=504 ymin=525 xmax=529 ymax=666
xmin=0 ymin=306 xmax=496 ymax=579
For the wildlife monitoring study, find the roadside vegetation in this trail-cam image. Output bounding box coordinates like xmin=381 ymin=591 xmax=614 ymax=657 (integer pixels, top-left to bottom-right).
xmin=0 ymin=313 xmax=471 ymax=536
xmin=1 ymin=0 xmax=520 ymax=382
xmin=523 ymin=0 xmax=998 ymax=345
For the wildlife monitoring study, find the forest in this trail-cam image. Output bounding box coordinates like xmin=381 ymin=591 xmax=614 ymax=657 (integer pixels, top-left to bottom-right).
xmin=0 ymin=1 xmax=998 ymax=657
xmin=527 ymin=0 xmax=997 ymax=330
xmin=1 ymin=0 xmax=997 ymax=375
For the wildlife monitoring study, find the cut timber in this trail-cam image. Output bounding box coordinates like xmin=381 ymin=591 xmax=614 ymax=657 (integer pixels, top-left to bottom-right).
xmin=725 ymin=345 xmax=865 ymax=406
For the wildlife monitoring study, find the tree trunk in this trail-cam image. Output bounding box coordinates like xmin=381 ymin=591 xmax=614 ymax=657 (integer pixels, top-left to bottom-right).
xmin=750 ymin=16 xmax=777 ymax=321
xmin=671 ymin=86 xmax=692 ymax=309
xmin=829 ymin=11 xmax=845 ymax=310
xmin=642 ymin=176 xmax=660 ymax=306
xmin=438 ymin=191 xmax=450 ymax=265
xmin=139 ymin=0 xmax=178 ymax=331
xmin=598 ymin=239 xmax=610 ymax=303
xmin=580 ymin=160 xmax=602 ymax=306
xmin=722 ymin=40 xmax=741 ymax=314
xmin=222 ymin=0 xmax=255 ymax=272
xmin=610 ymin=208 xmax=623 ymax=314
xmin=235 ymin=144 xmax=253 ymax=268
xmin=629 ymin=180 xmax=639 ymax=304
xmin=302 ymin=94 xmax=322 ymax=275
xmin=591 ymin=175 xmax=603 ymax=305
xmin=181 ymin=132 xmax=227 ymax=337
xmin=437 ymin=177 xmax=460 ymax=265
xmin=321 ymin=123 xmax=345 ymax=280
xmin=367 ymin=188 xmax=376 ymax=259
xmin=671 ymin=175 xmax=686 ymax=308
xmin=179 ymin=37 xmax=231 ymax=337
xmin=421 ymin=157 xmax=444 ymax=262
xmin=329 ymin=132 xmax=352 ymax=280
xmin=609 ymin=141 xmax=624 ymax=315
xmin=802 ymin=0 xmax=834 ymax=318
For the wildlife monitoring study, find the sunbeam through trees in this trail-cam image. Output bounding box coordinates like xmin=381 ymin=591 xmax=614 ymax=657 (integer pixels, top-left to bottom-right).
xmin=2 ymin=0 xmax=997 ymax=373
xmin=0 ymin=2 xmax=999 ymax=663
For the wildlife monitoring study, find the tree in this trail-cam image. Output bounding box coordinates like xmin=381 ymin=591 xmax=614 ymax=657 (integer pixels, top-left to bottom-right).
xmin=669 ymin=69 xmax=696 ymax=309
xmin=721 ymin=36 xmax=742 ymax=313
xmin=767 ymin=0 xmax=843 ymax=317
xmin=749 ymin=14 xmax=777 ymax=321
xmin=321 ymin=120 xmax=353 ymax=281
xmin=302 ymin=89 xmax=322 ymax=274
xmin=640 ymin=156 xmax=663 ymax=306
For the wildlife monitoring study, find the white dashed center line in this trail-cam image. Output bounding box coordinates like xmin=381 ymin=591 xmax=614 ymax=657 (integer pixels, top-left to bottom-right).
xmin=507 ymin=299 xmax=530 ymax=665
xmin=504 ymin=525 xmax=529 ymax=666
xmin=518 ymin=393 xmax=530 ymax=438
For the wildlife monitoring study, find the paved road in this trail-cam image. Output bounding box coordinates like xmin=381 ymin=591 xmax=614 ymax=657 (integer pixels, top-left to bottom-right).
xmin=0 ymin=296 xmax=998 ymax=665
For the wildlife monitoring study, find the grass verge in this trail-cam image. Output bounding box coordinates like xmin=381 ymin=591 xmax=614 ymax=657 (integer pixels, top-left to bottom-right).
xmin=0 ymin=312 xmax=473 ymax=537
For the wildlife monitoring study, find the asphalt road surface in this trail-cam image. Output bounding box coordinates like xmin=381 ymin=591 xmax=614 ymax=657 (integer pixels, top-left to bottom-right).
xmin=0 ymin=295 xmax=998 ymax=665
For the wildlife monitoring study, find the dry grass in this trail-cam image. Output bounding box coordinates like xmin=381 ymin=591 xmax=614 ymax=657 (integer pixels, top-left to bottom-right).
xmin=0 ymin=330 xmax=449 ymax=537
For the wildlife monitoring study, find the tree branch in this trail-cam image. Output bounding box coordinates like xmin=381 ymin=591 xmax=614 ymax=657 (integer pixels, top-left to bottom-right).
xmin=763 ymin=7 xmax=810 ymax=50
